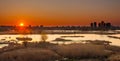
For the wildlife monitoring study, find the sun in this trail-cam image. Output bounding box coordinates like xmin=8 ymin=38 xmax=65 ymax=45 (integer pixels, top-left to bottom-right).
xmin=19 ymin=23 xmax=24 ymax=26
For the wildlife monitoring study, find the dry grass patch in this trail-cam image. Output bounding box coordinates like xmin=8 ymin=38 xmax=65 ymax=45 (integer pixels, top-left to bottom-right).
xmin=0 ymin=48 xmax=61 ymax=61
xmin=108 ymin=53 xmax=120 ymax=61
xmin=52 ymin=43 xmax=112 ymax=58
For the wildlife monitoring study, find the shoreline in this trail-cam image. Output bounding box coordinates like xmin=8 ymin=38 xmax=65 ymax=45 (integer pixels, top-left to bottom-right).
xmin=0 ymin=31 xmax=120 ymax=35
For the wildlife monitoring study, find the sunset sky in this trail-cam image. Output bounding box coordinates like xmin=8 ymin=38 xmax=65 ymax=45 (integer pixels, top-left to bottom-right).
xmin=0 ymin=0 xmax=120 ymax=26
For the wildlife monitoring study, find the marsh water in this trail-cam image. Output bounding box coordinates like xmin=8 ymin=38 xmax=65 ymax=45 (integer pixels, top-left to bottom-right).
xmin=0 ymin=33 xmax=120 ymax=48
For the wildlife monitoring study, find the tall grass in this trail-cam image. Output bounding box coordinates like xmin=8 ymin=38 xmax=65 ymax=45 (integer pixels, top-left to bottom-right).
xmin=0 ymin=42 xmax=118 ymax=61
xmin=51 ymin=43 xmax=112 ymax=59
xmin=105 ymin=45 xmax=120 ymax=52
xmin=108 ymin=54 xmax=120 ymax=61
xmin=0 ymin=48 xmax=61 ymax=61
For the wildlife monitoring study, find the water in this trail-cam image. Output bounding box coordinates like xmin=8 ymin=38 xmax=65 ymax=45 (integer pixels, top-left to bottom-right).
xmin=0 ymin=33 xmax=120 ymax=48
xmin=0 ymin=44 xmax=8 ymax=48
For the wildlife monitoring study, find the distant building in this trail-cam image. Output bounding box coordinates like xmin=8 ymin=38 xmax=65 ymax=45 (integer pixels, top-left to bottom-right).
xmin=90 ymin=23 xmax=94 ymax=28
xmin=98 ymin=21 xmax=112 ymax=28
xmin=98 ymin=21 xmax=105 ymax=28
xmin=90 ymin=21 xmax=112 ymax=30
xmin=105 ymin=23 xmax=111 ymax=28
xmin=90 ymin=22 xmax=97 ymax=28
xmin=93 ymin=22 xmax=97 ymax=28
xmin=40 ymin=25 xmax=44 ymax=28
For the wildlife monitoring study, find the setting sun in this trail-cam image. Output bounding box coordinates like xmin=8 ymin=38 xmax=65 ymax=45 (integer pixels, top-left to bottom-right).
xmin=19 ymin=23 xmax=24 ymax=26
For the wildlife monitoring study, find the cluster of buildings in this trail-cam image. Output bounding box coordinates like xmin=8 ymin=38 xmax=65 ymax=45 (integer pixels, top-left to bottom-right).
xmin=0 ymin=21 xmax=119 ymax=32
xmin=90 ymin=21 xmax=112 ymax=28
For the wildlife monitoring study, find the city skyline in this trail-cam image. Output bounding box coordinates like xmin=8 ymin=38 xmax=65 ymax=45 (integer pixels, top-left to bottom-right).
xmin=0 ymin=0 xmax=120 ymax=26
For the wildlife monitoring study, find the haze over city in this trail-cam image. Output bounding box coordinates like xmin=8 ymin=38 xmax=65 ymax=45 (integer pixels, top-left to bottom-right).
xmin=0 ymin=0 xmax=120 ymax=26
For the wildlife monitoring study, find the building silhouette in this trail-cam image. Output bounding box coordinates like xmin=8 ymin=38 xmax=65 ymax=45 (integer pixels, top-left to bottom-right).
xmin=90 ymin=21 xmax=112 ymax=30
xmin=91 ymin=22 xmax=97 ymax=28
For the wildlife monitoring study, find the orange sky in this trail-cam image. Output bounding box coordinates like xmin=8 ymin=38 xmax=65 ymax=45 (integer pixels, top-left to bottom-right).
xmin=0 ymin=0 xmax=120 ymax=26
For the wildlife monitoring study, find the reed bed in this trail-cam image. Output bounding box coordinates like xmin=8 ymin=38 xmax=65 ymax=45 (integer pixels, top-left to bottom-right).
xmin=0 ymin=48 xmax=61 ymax=61
xmin=51 ymin=43 xmax=112 ymax=59
xmin=108 ymin=53 xmax=120 ymax=61
xmin=0 ymin=42 xmax=119 ymax=61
